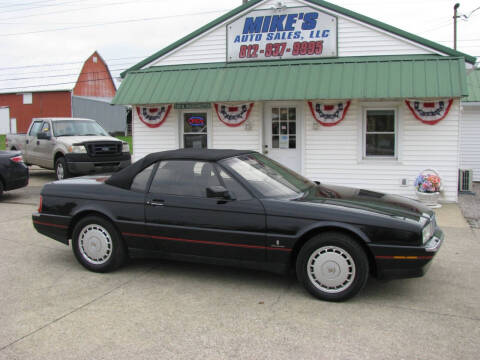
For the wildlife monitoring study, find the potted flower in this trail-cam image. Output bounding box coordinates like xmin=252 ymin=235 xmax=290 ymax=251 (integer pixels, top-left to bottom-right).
xmin=414 ymin=169 xmax=442 ymax=208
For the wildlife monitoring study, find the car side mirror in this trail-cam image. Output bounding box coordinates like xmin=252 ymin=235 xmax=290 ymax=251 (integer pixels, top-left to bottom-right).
xmin=37 ymin=132 xmax=51 ymax=140
xmin=206 ymin=185 xmax=235 ymax=200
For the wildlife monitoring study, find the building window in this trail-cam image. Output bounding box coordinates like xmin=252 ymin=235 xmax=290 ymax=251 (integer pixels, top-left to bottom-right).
xmin=23 ymin=93 xmax=32 ymax=104
xmin=364 ymin=109 xmax=396 ymax=158
xmin=183 ymin=112 xmax=207 ymax=149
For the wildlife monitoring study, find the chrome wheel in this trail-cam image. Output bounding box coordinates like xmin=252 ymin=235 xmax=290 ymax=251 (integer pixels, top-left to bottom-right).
xmin=56 ymin=162 xmax=64 ymax=180
xmin=78 ymin=224 xmax=113 ymax=265
xmin=307 ymin=246 xmax=356 ymax=294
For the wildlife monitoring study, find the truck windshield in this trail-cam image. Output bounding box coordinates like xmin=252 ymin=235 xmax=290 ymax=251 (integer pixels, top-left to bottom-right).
xmin=52 ymin=120 xmax=108 ymax=137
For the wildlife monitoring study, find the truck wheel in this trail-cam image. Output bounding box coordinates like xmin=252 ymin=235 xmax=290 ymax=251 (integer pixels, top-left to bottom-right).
xmin=55 ymin=157 xmax=70 ymax=180
xmin=296 ymin=232 xmax=369 ymax=302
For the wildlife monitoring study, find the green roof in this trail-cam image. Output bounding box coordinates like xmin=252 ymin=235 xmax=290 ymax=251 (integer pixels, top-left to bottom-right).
xmin=465 ymin=69 xmax=480 ymax=102
xmin=112 ymin=56 xmax=468 ymax=105
xmin=121 ymin=0 xmax=476 ymax=77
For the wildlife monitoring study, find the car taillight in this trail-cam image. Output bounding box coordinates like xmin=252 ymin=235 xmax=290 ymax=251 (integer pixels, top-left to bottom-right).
xmin=10 ymin=155 xmax=23 ymax=163
xmin=38 ymin=196 xmax=43 ymax=213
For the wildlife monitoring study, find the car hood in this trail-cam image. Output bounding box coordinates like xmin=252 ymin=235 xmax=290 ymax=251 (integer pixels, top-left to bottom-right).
xmin=295 ymin=184 xmax=434 ymax=221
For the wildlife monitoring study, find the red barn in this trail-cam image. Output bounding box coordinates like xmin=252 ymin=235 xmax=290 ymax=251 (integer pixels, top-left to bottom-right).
xmin=0 ymin=51 xmax=118 ymax=134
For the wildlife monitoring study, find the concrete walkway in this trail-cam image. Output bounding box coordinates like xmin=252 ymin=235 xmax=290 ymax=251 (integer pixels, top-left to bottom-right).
xmin=459 ymin=182 xmax=480 ymax=228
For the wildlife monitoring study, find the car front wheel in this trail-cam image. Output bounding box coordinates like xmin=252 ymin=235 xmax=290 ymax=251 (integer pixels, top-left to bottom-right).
xmin=72 ymin=216 xmax=127 ymax=272
xmin=296 ymin=232 xmax=369 ymax=302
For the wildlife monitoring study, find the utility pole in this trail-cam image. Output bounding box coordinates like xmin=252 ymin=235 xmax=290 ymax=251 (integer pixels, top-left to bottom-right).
xmin=453 ymin=3 xmax=460 ymax=50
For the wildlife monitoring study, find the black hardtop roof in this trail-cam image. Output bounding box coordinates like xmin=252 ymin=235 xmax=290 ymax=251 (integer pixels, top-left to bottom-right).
xmin=105 ymin=148 xmax=256 ymax=189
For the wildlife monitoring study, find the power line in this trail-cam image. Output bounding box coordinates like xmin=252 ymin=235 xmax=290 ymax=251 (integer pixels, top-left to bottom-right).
xmin=0 ymin=55 xmax=148 ymax=72
xmin=0 ymin=0 xmax=166 ymax=21
xmin=0 ymin=9 xmax=229 ymax=37
xmin=0 ymin=0 xmax=80 ymax=15
xmin=0 ymin=75 xmax=118 ymax=92
xmin=0 ymin=66 xmax=131 ymax=82
xmin=0 ymin=0 xmax=60 ymax=10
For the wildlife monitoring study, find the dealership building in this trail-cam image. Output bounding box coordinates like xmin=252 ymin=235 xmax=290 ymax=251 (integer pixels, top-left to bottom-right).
xmin=113 ymin=0 xmax=476 ymax=202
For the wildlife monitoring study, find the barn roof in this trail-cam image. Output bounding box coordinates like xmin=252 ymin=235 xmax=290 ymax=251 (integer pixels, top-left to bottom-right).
xmin=0 ymin=51 xmax=115 ymax=95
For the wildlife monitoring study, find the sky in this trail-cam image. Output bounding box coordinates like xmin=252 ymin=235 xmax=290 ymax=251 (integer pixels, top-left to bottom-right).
xmin=0 ymin=0 xmax=478 ymax=89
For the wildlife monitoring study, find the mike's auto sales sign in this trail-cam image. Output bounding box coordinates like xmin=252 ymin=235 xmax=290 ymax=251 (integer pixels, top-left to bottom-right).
xmin=227 ymin=6 xmax=337 ymax=62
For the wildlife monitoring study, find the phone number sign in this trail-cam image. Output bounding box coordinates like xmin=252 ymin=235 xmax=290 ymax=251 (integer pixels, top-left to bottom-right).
xmin=227 ymin=7 xmax=337 ymax=62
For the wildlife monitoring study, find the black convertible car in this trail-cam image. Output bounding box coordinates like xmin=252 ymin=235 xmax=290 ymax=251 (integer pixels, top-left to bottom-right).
xmin=33 ymin=149 xmax=443 ymax=301
xmin=0 ymin=150 xmax=29 ymax=197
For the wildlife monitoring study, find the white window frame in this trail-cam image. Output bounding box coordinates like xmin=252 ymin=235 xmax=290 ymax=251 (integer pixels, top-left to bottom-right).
xmin=362 ymin=107 xmax=398 ymax=160
xmin=23 ymin=93 xmax=32 ymax=104
xmin=180 ymin=109 xmax=212 ymax=149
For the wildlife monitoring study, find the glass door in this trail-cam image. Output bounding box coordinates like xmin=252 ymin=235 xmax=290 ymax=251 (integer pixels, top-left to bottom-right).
xmin=266 ymin=105 xmax=301 ymax=173
xmin=183 ymin=112 xmax=208 ymax=149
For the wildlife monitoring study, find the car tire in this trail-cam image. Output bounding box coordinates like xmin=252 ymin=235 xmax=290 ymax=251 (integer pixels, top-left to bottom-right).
xmin=72 ymin=216 xmax=127 ymax=273
xmin=55 ymin=157 xmax=70 ymax=180
xmin=296 ymin=232 xmax=369 ymax=302
xmin=0 ymin=179 xmax=4 ymax=197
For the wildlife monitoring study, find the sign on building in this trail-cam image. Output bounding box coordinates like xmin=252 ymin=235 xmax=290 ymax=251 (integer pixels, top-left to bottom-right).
xmin=227 ymin=6 xmax=337 ymax=62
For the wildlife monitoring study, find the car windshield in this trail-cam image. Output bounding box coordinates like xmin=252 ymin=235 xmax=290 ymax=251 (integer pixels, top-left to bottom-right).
xmin=221 ymin=153 xmax=315 ymax=198
xmin=52 ymin=120 xmax=108 ymax=137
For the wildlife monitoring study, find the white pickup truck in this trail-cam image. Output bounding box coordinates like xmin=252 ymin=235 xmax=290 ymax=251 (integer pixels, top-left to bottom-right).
xmin=6 ymin=118 xmax=131 ymax=180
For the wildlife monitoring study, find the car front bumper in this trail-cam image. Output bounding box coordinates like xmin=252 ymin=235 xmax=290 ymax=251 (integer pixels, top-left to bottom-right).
xmin=368 ymin=228 xmax=444 ymax=280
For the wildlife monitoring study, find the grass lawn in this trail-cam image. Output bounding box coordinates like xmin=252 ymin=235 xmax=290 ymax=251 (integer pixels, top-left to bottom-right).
xmin=0 ymin=134 xmax=5 ymax=150
xmin=116 ymin=135 xmax=132 ymax=154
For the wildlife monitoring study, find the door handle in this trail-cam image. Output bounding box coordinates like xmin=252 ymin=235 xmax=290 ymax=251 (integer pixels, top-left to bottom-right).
xmin=147 ymin=199 xmax=165 ymax=207
xmin=26 ymin=140 xmax=29 ymax=144
xmin=36 ymin=140 xmax=40 ymax=145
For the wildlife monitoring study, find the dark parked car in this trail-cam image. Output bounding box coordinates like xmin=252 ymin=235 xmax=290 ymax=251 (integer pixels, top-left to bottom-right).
xmin=0 ymin=150 xmax=29 ymax=197
xmin=33 ymin=149 xmax=443 ymax=301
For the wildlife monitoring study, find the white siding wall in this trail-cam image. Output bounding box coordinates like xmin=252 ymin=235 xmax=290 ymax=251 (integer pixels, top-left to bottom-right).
xmin=132 ymin=106 xmax=179 ymax=162
xmin=151 ymin=0 xmax=434 ymax=67
xmin=212 ymin=102 xmax=262 ymax=152
xmin=132 ymin=103 xmax=262 ymax=161
xmin=304 ymin=100 xmax=460 ymax=202
xmin=460 ymin=105 xmax=480 ymax=181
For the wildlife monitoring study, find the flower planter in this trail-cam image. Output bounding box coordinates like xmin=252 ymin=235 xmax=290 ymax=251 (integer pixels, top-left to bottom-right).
xmin=416 ymin=191 xmax=441 ymax=208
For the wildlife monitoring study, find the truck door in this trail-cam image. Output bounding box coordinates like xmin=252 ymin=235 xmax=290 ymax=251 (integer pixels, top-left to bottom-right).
xmin=36 ymin=121 xmax=55 ymax=168
xmin=24 ymin=120 xmax=43 ymax=164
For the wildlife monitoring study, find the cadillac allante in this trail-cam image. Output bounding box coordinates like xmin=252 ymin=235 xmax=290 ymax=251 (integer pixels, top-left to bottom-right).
xmin=33 ymin=149 xmax=443 ymax=301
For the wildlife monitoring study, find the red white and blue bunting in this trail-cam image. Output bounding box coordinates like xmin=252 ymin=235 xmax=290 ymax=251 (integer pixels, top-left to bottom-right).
xmin=136 ymin=105 xmax=172 ymax=128
xmin=405 ymin=99 xmax=453 ymax=125
xmin=308 ymin=100 xmax=351 ymax=127
xmin=214 ymin=103 xmax=254 ymax=127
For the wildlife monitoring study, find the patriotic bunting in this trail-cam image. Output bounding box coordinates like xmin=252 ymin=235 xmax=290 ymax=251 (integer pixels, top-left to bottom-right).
xmin=214 ymin=103 xmax=254 ymax=127
xmin=405 ymin=99 xmax=453 ymax=125
xmin=308 ymin=101 xmax=351 ymax=127
xmin=136 ymin=105 xmax=172 ymax=128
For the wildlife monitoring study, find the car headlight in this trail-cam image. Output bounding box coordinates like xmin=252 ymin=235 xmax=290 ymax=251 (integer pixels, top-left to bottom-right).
xmin=422 ymin=218 xmax=435 ymax=244
xmin=122 ymin=142 xmax=130 ymax=152
xmin=68 ymin=145 xmax=87 ymax=154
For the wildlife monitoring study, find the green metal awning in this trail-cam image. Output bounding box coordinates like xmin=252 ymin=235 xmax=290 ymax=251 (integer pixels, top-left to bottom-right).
xmin=464 ymin=69 xmax=480 ymax=102
xmin=112 ymin=56 xmax=469 ymax=105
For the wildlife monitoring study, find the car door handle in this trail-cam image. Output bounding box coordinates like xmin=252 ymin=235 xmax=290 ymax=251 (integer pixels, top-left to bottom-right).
xmin=26 ymin=140 xmax=29 ymax=144
xmin=36 ymin=140 xmax=40 ymax=145
xmin=147 ymin=199 xmax=165 ymax=207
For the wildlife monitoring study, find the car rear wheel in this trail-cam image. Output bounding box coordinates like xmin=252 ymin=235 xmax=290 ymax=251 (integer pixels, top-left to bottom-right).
xmin=72 ymin=216 xmax=127 ymax=272
xmin=296 ymin=232 xmax=369 ymax=302
xmin=55 ymin=157 xmax=70 ymax=180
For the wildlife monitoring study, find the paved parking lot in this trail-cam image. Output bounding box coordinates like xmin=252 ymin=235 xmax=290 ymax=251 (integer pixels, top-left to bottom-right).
xmin=0 ymin=168 xmax=479 ymax=360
